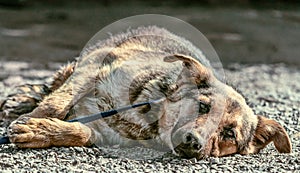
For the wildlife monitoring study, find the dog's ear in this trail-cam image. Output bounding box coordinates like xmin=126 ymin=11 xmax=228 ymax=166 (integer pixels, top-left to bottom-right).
xmin=164 ymin=54 xmax=213 ymax=86
xmin=252 ymin=115 xmax=292 ymax=153
xmin=164 ymin=54 xmax=209 ymax=75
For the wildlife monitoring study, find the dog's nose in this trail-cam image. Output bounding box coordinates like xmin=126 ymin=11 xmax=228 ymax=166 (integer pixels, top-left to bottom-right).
xmin=183 ymin=132 xmax=202 ymax=150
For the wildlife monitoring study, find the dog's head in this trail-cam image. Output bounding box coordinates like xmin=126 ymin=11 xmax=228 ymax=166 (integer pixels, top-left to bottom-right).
xmin=159 ymin=54 xmax=292 ymax=159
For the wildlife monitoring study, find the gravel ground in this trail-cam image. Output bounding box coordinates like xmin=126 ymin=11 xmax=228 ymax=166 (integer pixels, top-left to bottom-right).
xmin=0 ymin=61 xmax=299 ymax=172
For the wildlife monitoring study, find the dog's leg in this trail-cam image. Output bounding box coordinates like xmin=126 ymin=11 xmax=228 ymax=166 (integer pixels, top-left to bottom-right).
xmin=8 ymin=117 xmax=94 ymax=148
xmin=0 ymin=62 xmax=76 ymax=123
xmin=0 ymin=84 xmax=51 ymax=123
xmin=7 ymin=54 xmax=110 ymax=148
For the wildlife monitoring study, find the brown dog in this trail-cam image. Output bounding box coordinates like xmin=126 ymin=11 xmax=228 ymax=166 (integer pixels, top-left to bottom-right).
xmin=0 ymin=26 xmax=291 ymax=159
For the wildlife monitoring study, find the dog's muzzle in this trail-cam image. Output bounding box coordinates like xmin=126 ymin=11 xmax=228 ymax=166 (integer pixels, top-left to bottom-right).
xmin=172 ymin=130 xmax=205 ymax=158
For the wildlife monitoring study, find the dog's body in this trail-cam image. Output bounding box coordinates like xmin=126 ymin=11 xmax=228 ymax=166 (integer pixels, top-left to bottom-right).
xmin=0 ymin=26 xmax=291 ymax=159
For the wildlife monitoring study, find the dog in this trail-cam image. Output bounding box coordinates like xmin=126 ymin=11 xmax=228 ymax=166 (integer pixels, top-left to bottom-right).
xmin=0 ymin=26 xmax=291 ymax=159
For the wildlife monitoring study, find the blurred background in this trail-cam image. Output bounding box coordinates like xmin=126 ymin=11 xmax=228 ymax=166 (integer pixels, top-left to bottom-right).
xmin=0 ymin=0 xmax=299 ymax=67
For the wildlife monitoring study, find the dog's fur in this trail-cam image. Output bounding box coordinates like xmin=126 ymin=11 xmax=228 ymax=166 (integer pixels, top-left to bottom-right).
xmin=0 ymin=26 xmax=291 ymax=159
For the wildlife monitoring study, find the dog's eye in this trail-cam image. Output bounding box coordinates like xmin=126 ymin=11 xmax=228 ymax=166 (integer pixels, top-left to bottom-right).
xmin=221 ymin=127 xmax=236 ymax=140
xmin=199 ymin=101 xmax=210 ymax=114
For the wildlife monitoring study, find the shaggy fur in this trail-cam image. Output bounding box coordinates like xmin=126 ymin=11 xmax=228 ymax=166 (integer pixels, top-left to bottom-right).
xmin=0 ymin=26 xmax=291 ymax=159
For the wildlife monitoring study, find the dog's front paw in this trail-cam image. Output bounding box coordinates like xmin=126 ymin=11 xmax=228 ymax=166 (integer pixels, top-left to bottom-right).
xmin=7 ymin=117 xmax=55 ymax=148
xmin=7 ymin=117 xmax=91 ymax=148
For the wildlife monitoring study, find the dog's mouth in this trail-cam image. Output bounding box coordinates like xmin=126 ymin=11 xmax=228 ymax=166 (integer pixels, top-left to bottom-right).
xmin=174 ymin=144 xmax=206 ymax=159
xmin=171 ymin=128 xmax=215 ymax=159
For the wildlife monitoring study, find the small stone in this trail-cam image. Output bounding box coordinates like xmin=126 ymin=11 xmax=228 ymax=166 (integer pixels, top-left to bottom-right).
xmin=71 ymin=159 xmax=80 ymax=166
xmin=210 ymin=157 xmax=219 ymax=164
xmin=74 ymin=147 xmax=84 ymax=153
xmin=189 ymin=158 xmax=197 ymax=163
